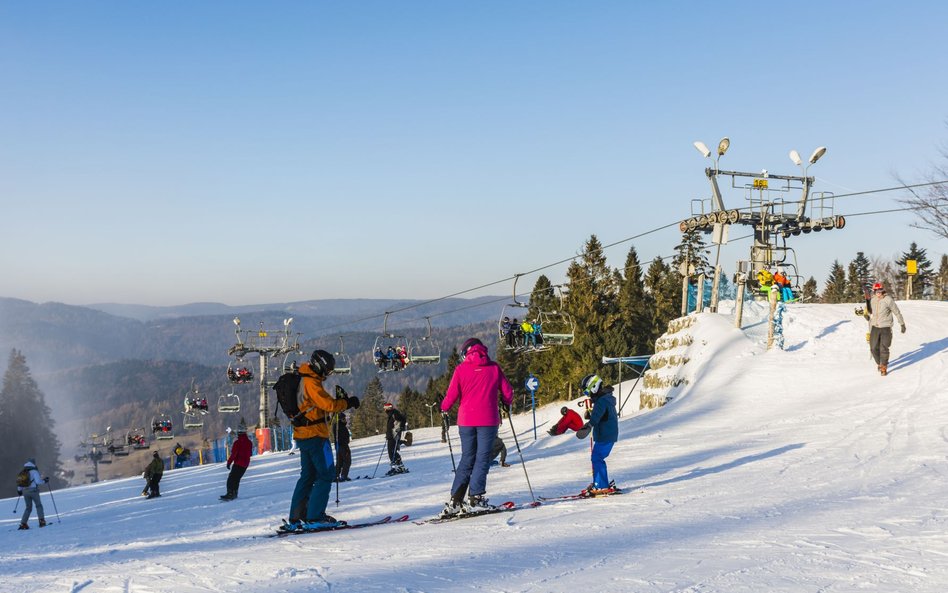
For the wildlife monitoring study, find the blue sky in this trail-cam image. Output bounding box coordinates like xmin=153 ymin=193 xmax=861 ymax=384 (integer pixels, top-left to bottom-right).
xmin=1 ymin=1 xmax=946 ymax=307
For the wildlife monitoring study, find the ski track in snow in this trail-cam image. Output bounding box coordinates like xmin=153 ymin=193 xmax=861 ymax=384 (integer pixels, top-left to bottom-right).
xmin=2 ymin=301 xmax=948 ymax=593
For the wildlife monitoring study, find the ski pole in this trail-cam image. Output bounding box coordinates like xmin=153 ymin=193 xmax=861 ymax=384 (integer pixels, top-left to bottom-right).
xmin=506 ymin=406 xmax=536 ymax=504
xmin=370 ymin=439 xmax=387 ymax=479
xmin=46 ymin=482 xmax=61 ymax=523
xmin=329 ymin=413 xmax=340 ymax=506
xmin=442 ymin=412 xmax=456 ymax=472
xmin=13 ymin=495 xmax=20 ymax=514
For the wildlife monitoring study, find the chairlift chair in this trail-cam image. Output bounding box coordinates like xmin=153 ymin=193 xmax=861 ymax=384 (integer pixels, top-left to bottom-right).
xmin=151 ymin=415 xmax=174 ymax=440
xmin=333 ymin=336 xmax=352 ymax=375
xmin=227 ymin=359 xmax=254 ymax=384
xmin=408 ymin=317 xmax=441 ymax=365
xmin=218 ymin=392 xmax=240 ymax=413
xmin=499 ymin=274 xmax=532 ymax=351
xmin=127 ymin=428 xmax=149 ymax=450
xmin=183 ymin=411 xmax=204 ymax=429
xmin=372 ymin=313 xmax=411 ymax=372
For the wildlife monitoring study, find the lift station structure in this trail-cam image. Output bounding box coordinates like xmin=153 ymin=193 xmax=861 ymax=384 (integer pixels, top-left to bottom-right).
xmin=682 ymin=138 xmax=846 ymax=291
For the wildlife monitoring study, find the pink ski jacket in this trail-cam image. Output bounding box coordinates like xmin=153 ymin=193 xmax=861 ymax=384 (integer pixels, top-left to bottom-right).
xmin=441 ymin=343 xmax=513 ymax=427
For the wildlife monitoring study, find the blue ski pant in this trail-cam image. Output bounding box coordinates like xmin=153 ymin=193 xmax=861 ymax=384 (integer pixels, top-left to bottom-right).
xmin=451 ymin=425 xmax=498 ymax=500
xmin=591 ymin=441 xmax=615 ymax=489
xmin=290 ymin=437 xmax=335 ymax=522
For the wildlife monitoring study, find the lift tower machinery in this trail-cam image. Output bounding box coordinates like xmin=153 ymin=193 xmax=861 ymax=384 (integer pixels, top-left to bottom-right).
xmin=683 ymin=140 xmax=846 ymax=306
xmin=228 ymin=317 xmax=301 ymax=429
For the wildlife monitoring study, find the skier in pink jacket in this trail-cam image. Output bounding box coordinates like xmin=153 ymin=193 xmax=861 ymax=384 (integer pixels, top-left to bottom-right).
xmin=439 ymin=338 xmax=513 ymax=517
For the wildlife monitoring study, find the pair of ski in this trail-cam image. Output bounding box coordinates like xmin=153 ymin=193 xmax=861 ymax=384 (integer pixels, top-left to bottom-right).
xmin=414 ymin=500 xmax=542 ymax=525
xmin=538 ymin=488 xmax=627 ymax=503
xmin=272 ymin=514 xmax=410 ymax=537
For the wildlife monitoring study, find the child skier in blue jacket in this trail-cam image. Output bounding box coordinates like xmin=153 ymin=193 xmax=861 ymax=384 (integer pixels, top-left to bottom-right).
xmin=577 ymin=374 xmax=618 ymax=495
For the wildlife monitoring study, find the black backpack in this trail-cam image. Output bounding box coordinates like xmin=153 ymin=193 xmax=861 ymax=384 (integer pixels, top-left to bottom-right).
xmin=272 ymin=371 xmax=318 ymax=427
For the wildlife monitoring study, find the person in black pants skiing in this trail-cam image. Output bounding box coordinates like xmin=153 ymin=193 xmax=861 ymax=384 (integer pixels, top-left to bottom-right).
xmin=383 ymin=402 xmax=408 ymax=475
xmin=334 ymin=411 xmax=352 ymax=482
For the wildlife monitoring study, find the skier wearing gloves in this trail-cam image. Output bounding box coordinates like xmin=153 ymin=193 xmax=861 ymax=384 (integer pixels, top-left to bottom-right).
xmin=16 ymin=459 xmax=48 ymax=530
xmin=285 ymin=350 xmax=360 ymax=532
xmin=867 ymin=282 xmax=906 ymax=376
xmin=439 ymin=338 xmax=513 ymax=517
xmin=575 ymin=374 xmax=619 ymax=496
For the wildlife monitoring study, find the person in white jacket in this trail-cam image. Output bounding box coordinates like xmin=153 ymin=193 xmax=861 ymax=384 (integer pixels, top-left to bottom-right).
xmin=17 ymin=459 xmax=47 ymax=530
xmin=868 ymin=282 xmax=906 ymax=376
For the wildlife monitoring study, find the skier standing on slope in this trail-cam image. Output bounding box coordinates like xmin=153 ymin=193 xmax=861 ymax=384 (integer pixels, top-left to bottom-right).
xmin=333 ymin=410 xmax=352 ymax=482
xmin=576 ymin=374 xmax=619 ymax=496
xmin=144 ymin=451 xmax=164 ymax=498
xmin=17 ymin=459 xmax=48 ymax=530
xmin=439 ymin=338 xmax=513 ymax=517
xmin=383 ymin=402 xmax=409 ymax=476
xmin=286 ymin=350 xmax=360 ymax=531
xmin=867 ymin=282 xmax=906 ymax=376
xmin=221 ymin=421 xmax=252 ymax=500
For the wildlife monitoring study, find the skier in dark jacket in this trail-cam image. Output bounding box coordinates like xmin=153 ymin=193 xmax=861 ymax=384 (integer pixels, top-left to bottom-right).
xmin=384 ymin=402 xmax=408 ymax=475
xmin=577 ymin=374 xmax=619 ymax=495
xmin=144 ymin=451 xmax=164 ymax=498
xmin=221 ymin=422 xmax=252 ymax=500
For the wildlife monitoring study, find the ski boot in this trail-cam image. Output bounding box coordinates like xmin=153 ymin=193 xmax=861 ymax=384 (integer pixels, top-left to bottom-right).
xmin=39 ymin=519 xmax=47 ymax=528
xmin=438 ymin=499 xmax=464 ymax=519
xmin=880 ymin=364 xmax=887 ymax=376
xmin=301 ymin=514 xmax=346 ymax=531
xmin=18 ymin=523 xmax=28 ymax=530
xmin=279 ymin=519 xmax=303 ymax=533
xmin=466 ymin=494 xmax=496 ymax=513
xmin=220 ymin=491 xmax=236 ymax=500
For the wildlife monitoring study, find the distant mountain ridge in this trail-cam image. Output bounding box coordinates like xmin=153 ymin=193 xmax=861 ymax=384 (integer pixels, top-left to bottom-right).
xmin=85 ymin=297 xmax=507 ymax=323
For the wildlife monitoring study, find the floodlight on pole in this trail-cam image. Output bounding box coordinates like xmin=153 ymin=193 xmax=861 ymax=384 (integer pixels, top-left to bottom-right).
xmin=694 ymin=136 xmax=731 ymax=212
xmin=789 ymin=150 xmax=802 ymax=166
xmin=693 ymin=141 xmax=711 ymax=158
xmin=717 ymin=137 xmax=730 ymax=157
xmin=808 ymin=146 xmax=827 ymax=165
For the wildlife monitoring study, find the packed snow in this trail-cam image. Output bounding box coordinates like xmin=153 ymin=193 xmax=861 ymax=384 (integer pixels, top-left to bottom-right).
xmin=3 ymin=301 xmax=947 ymax=593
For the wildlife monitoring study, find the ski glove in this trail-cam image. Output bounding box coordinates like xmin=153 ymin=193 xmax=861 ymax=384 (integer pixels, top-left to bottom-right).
xmin=901 ymin=324 xmax=906 ymax=334
xmin=576 ymin=423 xmax=592 ymax=440
xmin=226 ymin=463 xmax=231 ymax=470
xmin=547 ymin=426 xmax=558 ymax=436
xmin=43 ymin=477 xmax=50 ymax=483
xmin=346 ymin=396 xmax=360 ymax=409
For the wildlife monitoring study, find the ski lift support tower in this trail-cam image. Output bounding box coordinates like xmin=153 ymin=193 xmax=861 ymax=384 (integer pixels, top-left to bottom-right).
xmin=228 ymin=317 xmax=302 ymax=429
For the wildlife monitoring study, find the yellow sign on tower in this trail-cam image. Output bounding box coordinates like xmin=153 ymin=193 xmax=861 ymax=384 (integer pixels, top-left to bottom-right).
xmin=907 ymin=259 xmax=917 ymax=275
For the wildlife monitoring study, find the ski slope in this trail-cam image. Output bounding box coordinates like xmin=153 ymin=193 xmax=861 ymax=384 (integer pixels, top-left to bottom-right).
xmin=3 ymin=301 xmax=947 ymax=593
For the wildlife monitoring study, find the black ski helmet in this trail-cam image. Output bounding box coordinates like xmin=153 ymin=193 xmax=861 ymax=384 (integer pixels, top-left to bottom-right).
xmin=560 ymin=406 xmax=569 ymax=416
xmin=310 ymin=349 xmax=336 ymax=377
xmin=460 ymin=337 xmax=483 ymax=358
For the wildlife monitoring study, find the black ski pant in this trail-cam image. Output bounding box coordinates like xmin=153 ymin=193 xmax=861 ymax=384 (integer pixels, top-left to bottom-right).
xmin=226 ymin=465 xmax=247 ymax=496
xmin=387 ymin=434 xmax=402 ymax=466
xmin=335 ymin=444 xmax=351 ymax=479
xmin=148 ymin=475 xmax=161 ymax=497
xmin=870 ymin=326 xmax=893 ymax=366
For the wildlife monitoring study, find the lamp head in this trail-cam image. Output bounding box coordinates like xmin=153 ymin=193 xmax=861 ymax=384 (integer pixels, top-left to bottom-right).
xmin=717 ymin=137 xmax=730 ymax=156
xmin=693 ymin=141 xmax=711 ymax=158
xmin=789 ymin=150 xmax=803 ymax=166
xmin=808 ymin=146 xmax=827 ymax=165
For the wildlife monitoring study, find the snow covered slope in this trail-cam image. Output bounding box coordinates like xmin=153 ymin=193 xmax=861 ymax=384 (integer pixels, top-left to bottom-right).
xmin=3 ymin=302 xmax=947 ymax=593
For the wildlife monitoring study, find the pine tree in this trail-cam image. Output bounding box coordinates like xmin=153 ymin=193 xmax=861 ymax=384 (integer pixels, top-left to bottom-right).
xmin=935 ymin=254 xmax=948 ymax=301
xmin=801 ymin=277 xmax=819 ymax=302
xmin=644 ymin=257 xmax=680 ymax=348
xmin=845 ymin=252 xmax=872 ymax=300
xmin=615 ymin=245 xmax=653 ymax=357
xmin=0 ymin=349 xmax=64 ymax=489
xmin=349 ymin=376 xmax=386 ymax=439
xmin=821 ymin=261 xmax=847 ymax=303
xmin=896 ymin=242 xmax=934 ymax=299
